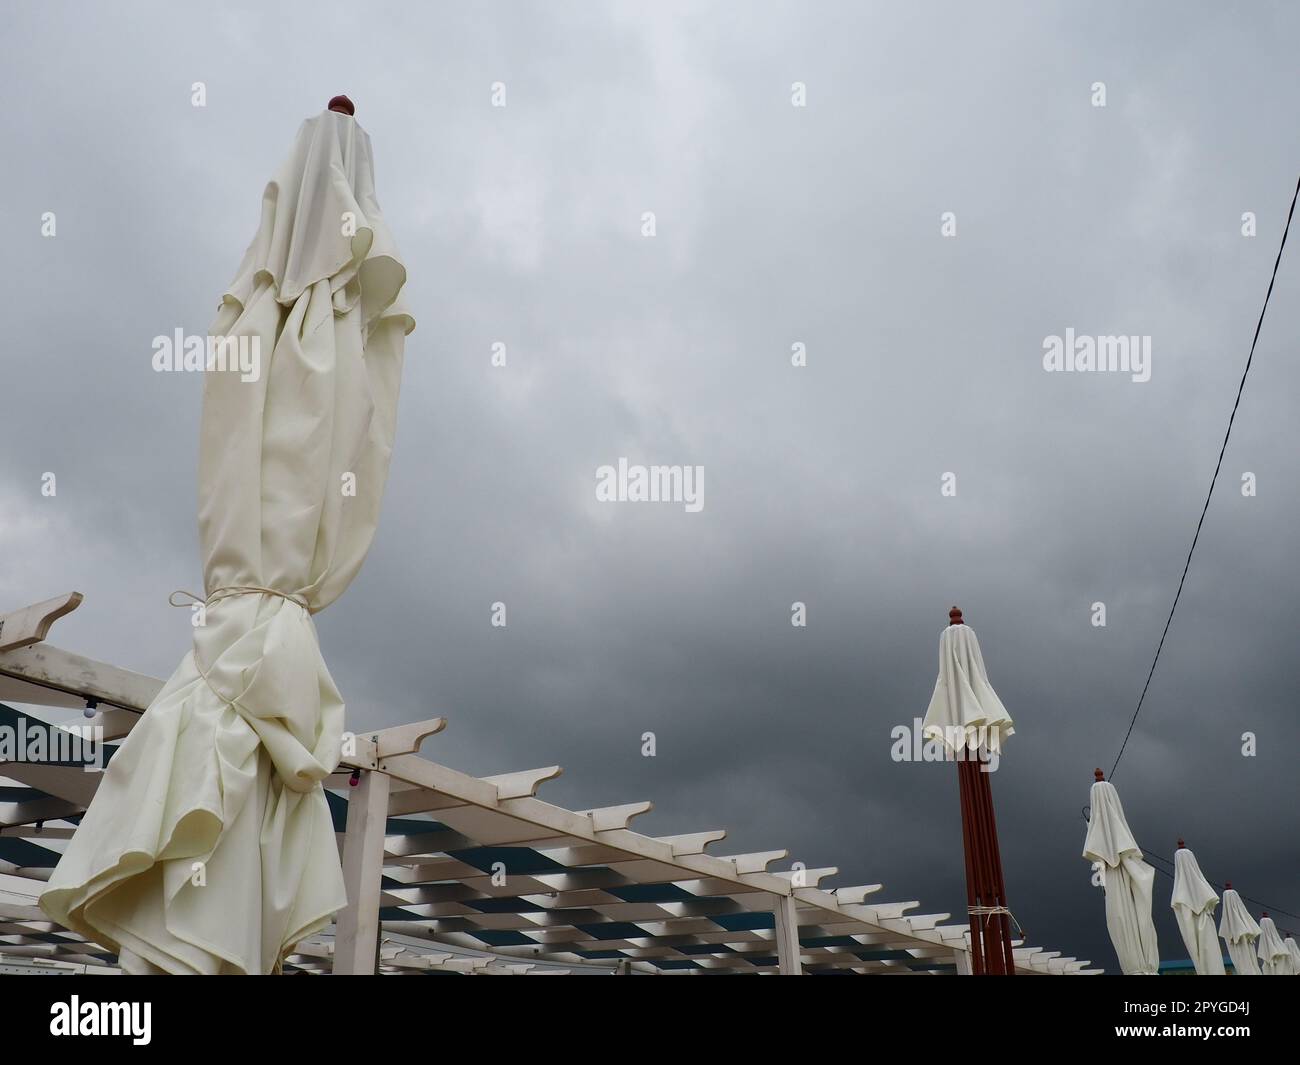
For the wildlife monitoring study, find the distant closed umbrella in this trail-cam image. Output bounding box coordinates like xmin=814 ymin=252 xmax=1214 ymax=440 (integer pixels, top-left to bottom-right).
xmin=1218 ymin=887 xmax=1261 ymax=975
xmin=1170 ymin=843 xmax=1224 ymax=975
xmin=1082 ymin=772 xmax=1159 ymax=974
xmin=41 ymin=99 xmax=414 ymax=974
xmin=1285 ymin=937 xmax=1300 ymax=975
xmin=1258 ymin=916 xmax=1292 ymax=976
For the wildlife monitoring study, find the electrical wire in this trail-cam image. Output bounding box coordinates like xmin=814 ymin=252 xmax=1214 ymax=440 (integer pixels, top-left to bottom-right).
xmin=1110 ymin=173 xmax=1300 ymax=779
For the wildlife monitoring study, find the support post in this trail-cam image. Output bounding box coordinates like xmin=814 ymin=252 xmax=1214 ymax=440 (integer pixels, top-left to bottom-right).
xmin=332 ymin=768 xmax=391 ymax=974
xmin=773 ymin=893 xmax=804 ymax=975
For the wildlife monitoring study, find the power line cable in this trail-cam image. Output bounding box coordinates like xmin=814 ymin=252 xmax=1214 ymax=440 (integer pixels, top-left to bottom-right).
xmin=1111 ymin=173 xmax=1300 ymax=779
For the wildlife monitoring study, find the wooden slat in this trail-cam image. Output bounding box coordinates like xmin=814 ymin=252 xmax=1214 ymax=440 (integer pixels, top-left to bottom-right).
xmin=0 ymin=594 xmax=83 ymax=653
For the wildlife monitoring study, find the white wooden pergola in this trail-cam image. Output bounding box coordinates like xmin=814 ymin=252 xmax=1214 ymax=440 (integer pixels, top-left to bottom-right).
xmin=0 ymin=595 xmax=1099 ymax=975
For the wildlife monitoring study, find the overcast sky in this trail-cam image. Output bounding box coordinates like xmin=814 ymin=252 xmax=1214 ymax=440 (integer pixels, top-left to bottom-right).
xmin=3 ymin=0 xmax=1299 ymax=971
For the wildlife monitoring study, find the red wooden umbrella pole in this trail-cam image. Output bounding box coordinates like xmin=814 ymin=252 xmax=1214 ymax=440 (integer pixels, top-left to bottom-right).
xmin=968 ymin=759 xmax=995 ymax=973
xmin=978 ymin=760 xmax=1017 ymax=974
xmin=969 ymin=759 xmax=1008 ymax=974
xmin=957 ymin=754 xmax=985 ymax=974
xmin=958 ymin=757 xmax=989 ymax=972
xmin=949 ymin=607 xmax=1016 ymax=974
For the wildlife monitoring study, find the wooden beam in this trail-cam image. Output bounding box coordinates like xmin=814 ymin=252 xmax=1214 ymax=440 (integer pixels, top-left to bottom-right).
xmin=0 ymin=594 xmax=83 ymax=653
xmin=657 ymin=830 xmax=726 ymax=856
xmin=0 ymin=796 xmax=84 ymax=828
xmin=0 ymin=642 xmax=163 ymax=712
xmin=332 ymin=769 xmax=391 ymax=974
xmin=578 ymin=801 xmax=653 ymax=831
xmin=372 ymin=717 xmax=445 ymax=759
xmin=721 ymin=850 xmax=788 ymax=874
xmin=481 ymin=766 xmax=562 ymax=799
xmin=773 ymin=865 xmax=838 ymax=888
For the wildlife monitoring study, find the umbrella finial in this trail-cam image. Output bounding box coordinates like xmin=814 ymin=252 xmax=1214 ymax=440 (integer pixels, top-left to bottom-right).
xmin=1093 ymin=768 xmax=1105 ymax=781
xmin=1177 ymin=838 xmax=1185 ymax=849
xmin=1263 ymin=911 xmax=1269 ymax=918
xmin=948 ymin=606 xmax=964 ymax=625
xmin=328 ymin=95 xmax=355 ymax=116
xmin=1225 ymin=881 xmax=1232 ymax=889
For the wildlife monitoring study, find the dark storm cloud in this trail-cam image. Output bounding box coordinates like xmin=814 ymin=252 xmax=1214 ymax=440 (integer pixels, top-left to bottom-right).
xmin=2 ymin=0 xmax=1298 ymax=968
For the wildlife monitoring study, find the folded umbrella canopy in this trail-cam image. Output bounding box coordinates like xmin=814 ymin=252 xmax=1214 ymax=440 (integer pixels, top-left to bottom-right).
xmin=921 ymin=618 xmax=1014 ymax=753
xmin=1258 ymin=916 xmax=1293 ymax=975
xmin=41 ymin=103 xmax=414 ymax=974
xmin=1082 ymin=773 xmax=1160 ymax=974
xmin=1170 ymin=844 xmax=1224 ymax=975
xmin=1218 ymin=887 xmax=1262 ymax=975
xmin=1285 ymin=936 xmax=1300 ymax=975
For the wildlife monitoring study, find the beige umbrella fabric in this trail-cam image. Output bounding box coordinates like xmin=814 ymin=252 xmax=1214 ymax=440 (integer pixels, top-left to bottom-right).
xmin=1170 ymin=846 xmax=1225 ymax=975
xmin=1218 ymin=888 xmax=1262 ymax=975
xmin=1285 ymin=937 xmax=1300 ymax=975
xmin=41 ymin=107 xmax=414 ymax=974
xmin=1082 ymin=778 xmax=1160 ymax=974
xmin=1258 ymin=916 xmax=1293 ymax=975
xmin=921 ymin=622 xmax=1014 ymax=754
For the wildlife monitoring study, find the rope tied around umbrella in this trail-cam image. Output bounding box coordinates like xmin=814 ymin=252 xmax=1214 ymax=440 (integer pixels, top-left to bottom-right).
xmin=169 ymin=586 xmax=315 ymax=614
xmin=168 ymin=587 xmax=317 ymax=716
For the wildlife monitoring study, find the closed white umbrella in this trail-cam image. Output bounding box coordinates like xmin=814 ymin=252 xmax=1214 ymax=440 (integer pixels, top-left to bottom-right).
xmin=1285 ymin=937 xmax=1300 ymax=975
xmin=921 ymin=608 xmax=1018 ymax=974
xmin=921 ymin=617 xmax=1014 ymax=753
xmin=41 ymin=98 xmax=414 ymax=974
xmin=1258 ymin=916 xmax=1292 ymax=975
xmin=1082 ymin=772 xmax=1160 ymax=974
xmin=1170 ymin=843 xmax=1224 ymax=975
xmin=1219 ymin=887 xmax=1262 ymax=975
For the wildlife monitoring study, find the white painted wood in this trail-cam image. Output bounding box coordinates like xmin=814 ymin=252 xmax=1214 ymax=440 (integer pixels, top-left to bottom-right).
xmin=832 ymin=884 xmax=884 ymax=904
xmin=0 ymin=673 xmax=86 ymax=710
xmin=0 ymin=593 xmax=83 ymax=653
xmin=0 ymin=903 xmax=47 ymax=921
xmin=898 ymin=911 xmax=950 ymax=931
xmin=0 ymin=642 xmax=163 ymax=712
xmin=481 ymin=765 xmax=561 ymax=799
xmin=379 ymin=752 xmax=499 ymax=808
xmin=657 ymin=829 xmax=726 ymax=856
xmin=578 ymin=801 xmax=653 ymax=831
xmin=0 ymin=825 xmax=75 ymax=839
xmin=861 ymin=900 xmax=920 ymax=920
xmin=340 ymin=732 xmax=378 ymax=771
xmin=773 ymin=893 xmax=803 ymax=975
xmin=723 ymin=849 xmax=787 ymax=874
xmin=372 ymin=717 xmax=445 ymax=758
xmin=0 ymin=796 xmax=83 ymax=827
xmin=332 ymin=769 xmax=391 ymax=974
xmin=2 ymin=760 xmax=101 ymax=806
xmin=773 ymin=865 xmax=838 ymax=888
